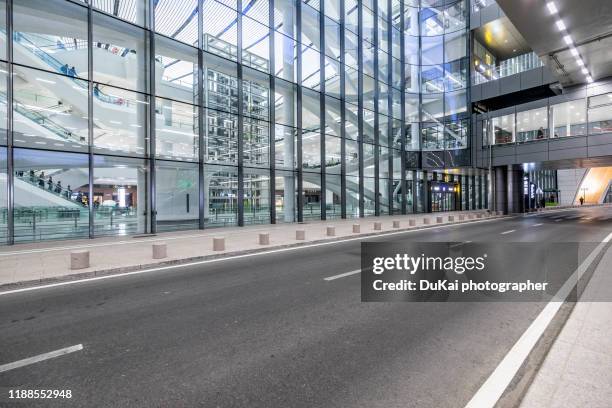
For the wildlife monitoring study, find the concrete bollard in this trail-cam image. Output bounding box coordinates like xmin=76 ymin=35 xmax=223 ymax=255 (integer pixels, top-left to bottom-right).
xmin=459 ymin=214 xmax=465 ymax=221
xmin=409 ymin=219 xmax=416 ymax=227
xmin=296 ymin=229 xmax=306 ymax=240
xmin=468 ymin=214 xmax=474 ymax=219
xmin=373 ymin=222 xmax=382 ymax=231
xmin=448 ymin=215 xmax=454 ymax=222
xmin=477 ymin=213 xmax=483 ymax=218
xmin=326 ymin=226 xmax=336 ymax=237
xmin=213 ymin=237 xmax=225 ymax=251
xmin=258 ymin=233 xmax=270 ymax=245
xmin=393 ymin=220 xmax=400 ymax=228
xmin=352 ymin=224 xmax=361 ymax=233
xmin=152 ymin=243 xmax=167 ymax=259
xmin=70 ymin=250 xmax=90 ymax=270
xmin=423 ymin=218 xmax=430 ymax=225
xmin=436 ymin=216 xmax=443 ymax=224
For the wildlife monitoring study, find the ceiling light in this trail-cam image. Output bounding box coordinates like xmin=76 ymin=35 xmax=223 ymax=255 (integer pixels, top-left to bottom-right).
xmin=581 ymin=67 xmax=589 ymax=74
xmin=563 ymin=35 xmax=573 ymax=45
xmin=556 ymin=20 xmax=566 ymax=31
xmin=586 ymin=76 xmax=594 ymax=83
xmin=570 ymin=47 xmax=579 ymax=56
xmin=576 ymin=59 xmax=585 ymax=66
xmin=547 ymin=2 xmax=558 ymax=14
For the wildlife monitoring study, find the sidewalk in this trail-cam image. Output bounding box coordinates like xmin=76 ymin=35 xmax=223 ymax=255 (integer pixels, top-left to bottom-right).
xmin=0 ymin=210 xmax=499 ymax=289
xmin=520 ymin=246 xmax=612 ymax=408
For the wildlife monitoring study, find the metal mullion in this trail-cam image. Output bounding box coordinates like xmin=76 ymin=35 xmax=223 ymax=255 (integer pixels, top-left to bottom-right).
xmin=339 ymin=0 xmax=347 ymax=219
xmin=237 ymin=1 xmax=244 ymax=226
xmin=198 ymin=0 xmax=205 ymax=229
xmin=319 ymin=1 xmax=326 ymax=220
xmin=6 ymin=0 xmax=13 ymax=245
xmin=86 ymin=1 xmax=95 ymax=239
xmin=387 ymin=0 xmax=394 ymax=214
xmin=357 ymin=1 xmax=364 ymax=218
xmin=269 ymin=0 xmax=276 ymax=224
xmin=148 ymin=0 xmax=156 ymax=234
xmin=373 ymin=0 xmax=380 ymax=217
xmin=296 ymin=0 xmax=303 ymax=223
xmin=399 ymin=0 xmax=407 ymax=215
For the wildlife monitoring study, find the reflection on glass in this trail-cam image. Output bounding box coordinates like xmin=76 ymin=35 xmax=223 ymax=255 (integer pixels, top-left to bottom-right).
xmin=204 ymin=164 xmax=237 ymax=228
xmin=517 ymin=107 xmax=548 ymax=142
xmin=492 ymin=114 xmax=515 ymax=144
xmin=156 ymin=98 xmax=198 ymax=161
xmin=551 ymin=100 xmax=586 ymax=138
xmin=244 ymin=168 xmax=270 ymax=225
xmin=156 ymin=161 xmax=198 ymax=232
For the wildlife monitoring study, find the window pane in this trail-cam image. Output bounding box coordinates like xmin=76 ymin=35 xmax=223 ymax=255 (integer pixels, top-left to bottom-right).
xmin=492 ymin=114 xmax=515 ymax=144
xmin=244 ymin=167 xmax=270 ymax=224
xmin=14 ymin=148 xmax=89 ymax=242
xmin=202 ymin=1 xmax=238 ymax=61
xmin=92 ymin=0 xmax=148 ymax=27
xmin=156 ymin=98 xmax=199 ymax=162
xmin=93 ymin=85 xmax=149 ymax=156
xmin=204 ymin=164 xmax=238 ymax=228
xmin=155 ymin=35 xmax=198 ymax=104
xmin=156 ymin=160 xmax=198 ymax=232
xmin=92 ymin=11 xmax=148 ymax=92
xmin=0 ymin=147 xmax=7 ymax=243
xmin=13 ymin=67 xmax=88 ymax=153
xmin=13 ymin=0 xmax=88 ymax=79
xmin=517 ymin=107 xmax=548 ymax=142
xmin=205 ymin=108 xmax=238 ymax=165
xmin=551 ymin=100 xmax=586 ymax=138
xmin=155 ymin=0 xmax=198 ymax=46
xmin=93 ymin=155 xmax=147 ymax=237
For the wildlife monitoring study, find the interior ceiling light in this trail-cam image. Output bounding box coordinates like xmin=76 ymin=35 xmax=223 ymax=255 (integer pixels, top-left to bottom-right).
xmin=556 ymin=20 xmax=566 ymax=31
xmin=587 ymin=75 xmax=594 ymax=83
xmin=581 ymin=67 xmax=589 ymax=74
xmin=576 ymin=59 xmax=585 ymax=66
xmin=570 ymin=47 xmax=579 ymax=56
xmin=547 ymin=2 xmax=558 ymax=14
xmin=563 ymin=35 xmax=573 ymax=45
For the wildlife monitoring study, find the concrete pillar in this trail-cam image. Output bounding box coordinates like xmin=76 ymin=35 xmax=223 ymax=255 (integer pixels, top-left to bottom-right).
xmin=373 ymin=222 xmax=382 ymax=230
xmin=392 ymin=220 xmax=400 ymax=228
xmin=352 ymin=224 xmax=360 ymax=233
xmin=448 ymin=215 xmax=454 ymax=222
xmin=507 ymin=165 xmax=524 ymax=214
xmin=326 ymin=226 xmax=335 ymax=236
xmin=409 ymin=219 xmax=416 ymax=226
xmin=436 ymin=216 xmax=443 ymax=224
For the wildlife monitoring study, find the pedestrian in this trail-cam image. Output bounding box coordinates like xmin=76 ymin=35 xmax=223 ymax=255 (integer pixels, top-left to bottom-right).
xmin=65 ymin=185 xmax=72 ymax=199
xmin=579 ymin=196 xmax=584 ymax=206
xmin=55 ymin=180 xmax=62 ymax=194
xmin=68 ymin=66 xmax=76 ymax=77
xmin=47 ymin=176 xmax=53 ymax=191
xmin=60 ymin=64 xmax=68 ymax=75
xmin=29 ymin=169 xmax=35 ymax=183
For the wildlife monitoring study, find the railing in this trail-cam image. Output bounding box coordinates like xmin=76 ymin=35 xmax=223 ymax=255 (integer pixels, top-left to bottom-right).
xmin=473 ymin=52 xmax=543 ymax=85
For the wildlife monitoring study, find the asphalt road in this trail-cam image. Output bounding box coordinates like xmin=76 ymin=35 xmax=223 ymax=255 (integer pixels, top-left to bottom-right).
xmin=1 ymin=206 xmax=611 ymax=408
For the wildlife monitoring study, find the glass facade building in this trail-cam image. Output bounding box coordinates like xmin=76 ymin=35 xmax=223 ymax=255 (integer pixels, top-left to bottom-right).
xmin=0 ymin=0 xmax=485 ymax=245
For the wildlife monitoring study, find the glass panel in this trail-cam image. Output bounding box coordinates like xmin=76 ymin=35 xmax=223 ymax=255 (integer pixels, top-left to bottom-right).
xmin=93 ymin=84 xmax=149 ymax=156
xmin=275 ymin=169 xmax=296 ymax=222
xmin=156 ymin=160 xmax=198 ymax=232
xmin=13 ymin=67 xmax=88 ymax=153
xmin=14 ymin=148 xmax=89 ymax=242
xmin=0 ymin=0 xmax=6 ymax=61
xmin=492 ymin=114 xmax=515 ymax=144
xmin=205 ymin=108 xmax=238 ymax=165
xmin=242 ymin=16 xmax=270 ymax=73
xmin=0 ymin=147 xmax=6 ymax=243
xmin=92 ymin=11 xmax=148 ymax=93
xmin=93 ymin=155 xmax=147 ymax=237
xmin=274 ymin=124 xmax=297 ymax=170
xmin=325 ymin=135 xmax=342 ymax=174
xmin=302 ymin=172 xmax=321 ymax=221
xmin=516 ymin=107 xmax=548 ymax=142
xmin=204 ymin=54 xmax=238 ymax=113
xmin=13 ymin=0 xmax=88 ymax=79
xmin=551 ymin=99 xmax=587 ymax=138
xmin=346 ymin=175 xmax=360 ymax=218
xmin=588 ymin=95 xmax=612 ymax=134
xmin=244 ymin=167 xmax=270 ymax=225
xmin=204 ymin=164 xmax=238 ymax=228
xmin=155 ymin=35 xmax=198 ymax=104
xmin=202 ymin=1 xmax=238 ymax=61
xmin=302 ymin=130 xmax=321 ymax=171
xmin=325 ymin=173 xmax=342 ymax=219
xmin=156 ymin=98 xmax=199 ymax=162
xmin=155 ymin=0 xmax=198 ymax=46
xmin=273 ymin=32 xmax=296 ymax=82
xmin=92 ymin=0 xmax=148 ymax=27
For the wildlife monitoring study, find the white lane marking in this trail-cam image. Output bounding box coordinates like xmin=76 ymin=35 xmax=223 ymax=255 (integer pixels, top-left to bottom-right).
xmin=324 ymin=269 xmax=361 ymax=281
xmin=0 ymin=344 xmax=83 ymax=374
xmin=450 ymin=241 xmax=472 ymax=248
xmin=532 ymin=223 xmax=543 ymax=227
xmin=582 ymin=217 xmax=593 ymax=221
xmin=500 ymin=230 xmax=515 ymax=235
xmin=0 ymin=217 xmax=504 ymax=296
xmin=464 ymin=231 xmax=612 ymax=408
xmin=555 ymin=219 xmax=562 ymax=222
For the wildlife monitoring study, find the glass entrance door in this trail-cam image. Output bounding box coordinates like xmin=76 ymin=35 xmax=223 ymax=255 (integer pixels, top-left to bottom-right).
xmin=430 ymin=182 xmax=458 ymax=212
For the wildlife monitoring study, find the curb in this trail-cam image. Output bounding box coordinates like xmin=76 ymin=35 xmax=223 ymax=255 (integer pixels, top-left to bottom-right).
xmin=0 ymin=215 xmax=509 ymax=291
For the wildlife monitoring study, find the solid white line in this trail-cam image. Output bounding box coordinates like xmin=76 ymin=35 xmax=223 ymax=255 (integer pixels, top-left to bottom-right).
xmin=464 ymin=231 xmax=612 ymax=408
xmin=324 ymin=269 xmax=361 ymax=281
xmin=0 ymin=217 xmax=503 ymax=297
xmin=532 ymin=223 xmax=543 ymax=227
xmin=0 ymin=344 xmax=83 ymax=374
xmin=500 ymin=230 xmax=515 ymax=235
